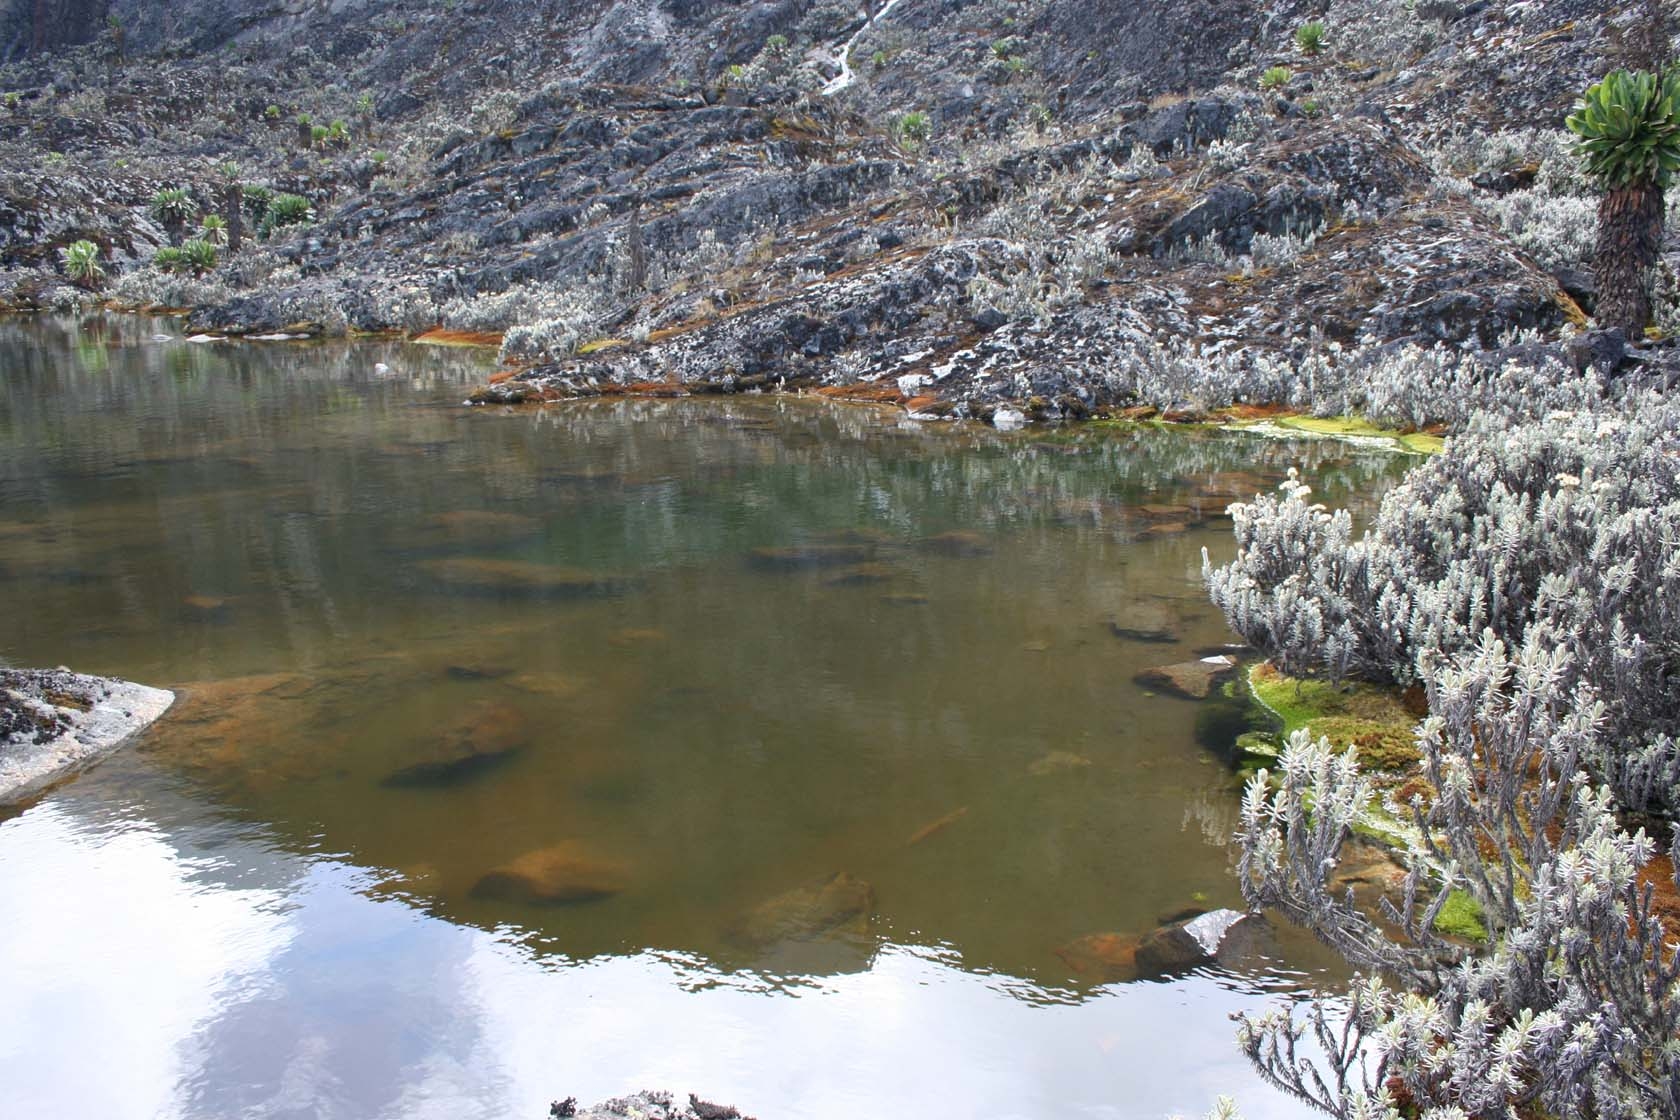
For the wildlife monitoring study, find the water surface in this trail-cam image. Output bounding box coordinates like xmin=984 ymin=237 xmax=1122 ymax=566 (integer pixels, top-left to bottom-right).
xmin=0 ymin=314 xmax=1405 ymax=1119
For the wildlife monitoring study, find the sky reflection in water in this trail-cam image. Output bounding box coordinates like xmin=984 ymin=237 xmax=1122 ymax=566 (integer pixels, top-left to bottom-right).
xmin=0 ymin=776 xmax=1318 ymax=1120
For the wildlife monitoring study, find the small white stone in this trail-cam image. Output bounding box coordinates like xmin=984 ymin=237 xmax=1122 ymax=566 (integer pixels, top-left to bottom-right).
xmin=992 ymin=407 xmax=1026 ymax=431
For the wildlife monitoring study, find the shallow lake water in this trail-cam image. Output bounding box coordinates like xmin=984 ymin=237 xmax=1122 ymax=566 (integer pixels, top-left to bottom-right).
xmin=0 ymin=314 xmax=1409 ymax=1119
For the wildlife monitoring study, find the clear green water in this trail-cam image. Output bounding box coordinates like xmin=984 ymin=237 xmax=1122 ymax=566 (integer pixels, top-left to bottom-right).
xmin=0 ymin=314 xmax=1405 ymax=1119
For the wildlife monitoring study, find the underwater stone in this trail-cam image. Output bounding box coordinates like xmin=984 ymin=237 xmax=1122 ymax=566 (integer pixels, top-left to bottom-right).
xmin=470 ymin=840 xmax=630 ymax=906
xmin=382 ymin=702 xmax=528 ymax=788
xmin=730 ymin=872 xmax=876 ymax=948
xmin=1135 ymin=655 xmax=1237 ymax=700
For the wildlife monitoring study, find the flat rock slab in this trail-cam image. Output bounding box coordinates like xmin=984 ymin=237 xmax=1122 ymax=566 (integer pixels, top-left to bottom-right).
xmin=1134 ymin=655 xmax=1238 ymax=700
xmin=0 ymin=668 xmax=174 ymax=804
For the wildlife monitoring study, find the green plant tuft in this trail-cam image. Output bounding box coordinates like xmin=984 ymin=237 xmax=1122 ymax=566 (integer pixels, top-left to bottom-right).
xmin=149 ymin=187 xmax=196 ymax=227
xmin=1259 ymin=65 xmax=1292 ymax=90
xmin=1565 ymin=68 xmax=1680 ymax=190
xmin=199 ymin=214 xmax=228 ymax=246
xmin=258 ymin=192 xmax=314 ymax=239
xmin=59 ymin=239 xmax=104 ymax=287
xmin=894 ymin=109 xmax=931 ymax=148
xmin=1295 ymin=20 xmax=1327 ymax=56
xmin=180 ymin=238 xmax=218 ymax=274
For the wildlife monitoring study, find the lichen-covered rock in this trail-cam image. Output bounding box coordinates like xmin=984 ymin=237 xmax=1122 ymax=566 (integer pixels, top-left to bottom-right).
xmin=0 ymin=668 xmax=173 ymax=803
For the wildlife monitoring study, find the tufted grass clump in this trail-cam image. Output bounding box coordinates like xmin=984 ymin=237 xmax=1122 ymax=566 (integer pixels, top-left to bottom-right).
xmin=1294 ymin=20 xmax=1327 ymax=56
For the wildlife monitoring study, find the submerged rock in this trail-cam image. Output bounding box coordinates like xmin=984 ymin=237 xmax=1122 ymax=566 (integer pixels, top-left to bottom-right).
xmin=906 ymin=806 xmax=970 ymax=846
xmin=1058 ymin=908 xmax=1261 ymax=982
xmin=745 ymin=543 xmax=875 ymax=571
xmin=1 ymin=668 xmax=175 ymax=803
xmin=1028 ymin=750 xmax=1093 ymax=776
xmin=820 ymin=562 xmax=898 ymax=587
xmin=1135 ymin=655 xmax=1238 ymax=700
xmin=382 ymin=702 xmax=528 ymax=788
xmin=471 ymin=840 xmax=630 ymax=906
xmin=608 ymin=627 xmax=668 ymax=647
xmin=731 ymin=872 xmax=876 ymax=947
xmin=418 ymin=557 xmax=636 ymax=599
xmin=1105 ymin=601 xmax=1179 ymax=643
xmin=180 ymin=593 xmax=232 ymax=622
xmin=1056 ymin=931 xmax=1143 ymax=982
xmin=398 ymin=510 xmax=543 ymax=551
xmin=916 ymin=530 xmax=993 ymax=558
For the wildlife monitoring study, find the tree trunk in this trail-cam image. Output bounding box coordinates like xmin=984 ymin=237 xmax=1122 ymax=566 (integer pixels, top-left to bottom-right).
xmin=624 ymin=203 xmax=648 ymax=293
xmin=1592 ymin=181 xmax=1665 ymax=337
xmin=224 ymin=184 xmax=242 ymax=255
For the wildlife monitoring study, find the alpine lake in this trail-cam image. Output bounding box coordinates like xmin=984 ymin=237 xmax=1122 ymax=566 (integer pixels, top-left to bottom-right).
xmin=0 ymin=314 xmax=1411 ymax=1119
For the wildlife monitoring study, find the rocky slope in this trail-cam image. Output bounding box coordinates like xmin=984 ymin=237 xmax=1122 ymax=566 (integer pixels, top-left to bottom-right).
xmin=0 ymin=0 xmax=1674 ymax=419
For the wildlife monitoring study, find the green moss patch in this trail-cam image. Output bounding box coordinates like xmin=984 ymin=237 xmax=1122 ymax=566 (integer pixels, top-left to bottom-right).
xmin=1228 ymin=415 xmax=1443 ymax=455
xmin=1432 ymin=888 xmax=1488 ymax=942
xmin=1248 ymin=663 xmax=1420 ymax=771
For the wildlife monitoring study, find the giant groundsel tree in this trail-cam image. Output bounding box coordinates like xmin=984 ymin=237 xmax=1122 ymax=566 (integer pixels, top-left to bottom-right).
xmin=1565 ymin=68 xmax=1680 ymax=335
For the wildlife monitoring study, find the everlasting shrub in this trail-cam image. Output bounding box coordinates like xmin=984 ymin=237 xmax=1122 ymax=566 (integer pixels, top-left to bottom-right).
xmin=1088 ymin=334 xmax=1605 ymax=427
xmin=1205 ymin=400 xmax=1680 ymax=811
xmin=1235 ymin=632 xmax=1680 ymax=1119
xmin=111 ymin=264 xmax=232 ymax=309
xmin=494 ymin=284 xmax=613 ymax=361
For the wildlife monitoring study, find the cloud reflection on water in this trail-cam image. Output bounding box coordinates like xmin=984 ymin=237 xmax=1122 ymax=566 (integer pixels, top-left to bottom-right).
xmin=0 ymin=780 xmax=1316 ymax=1120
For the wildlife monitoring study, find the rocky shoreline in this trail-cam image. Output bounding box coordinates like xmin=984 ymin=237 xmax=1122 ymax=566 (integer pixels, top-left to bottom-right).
xmin=0 ymin=667 xmax=174 ymax=804
xmin=3 ymin=0 xmax=1676 ymax=425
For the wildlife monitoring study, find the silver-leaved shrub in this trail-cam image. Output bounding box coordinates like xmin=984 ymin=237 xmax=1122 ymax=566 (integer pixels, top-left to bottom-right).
xmin=1205 ymin=397 xmax=1680 ymax=811
xmin=1233 ymin=631 xmax=1680 ymax=1119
